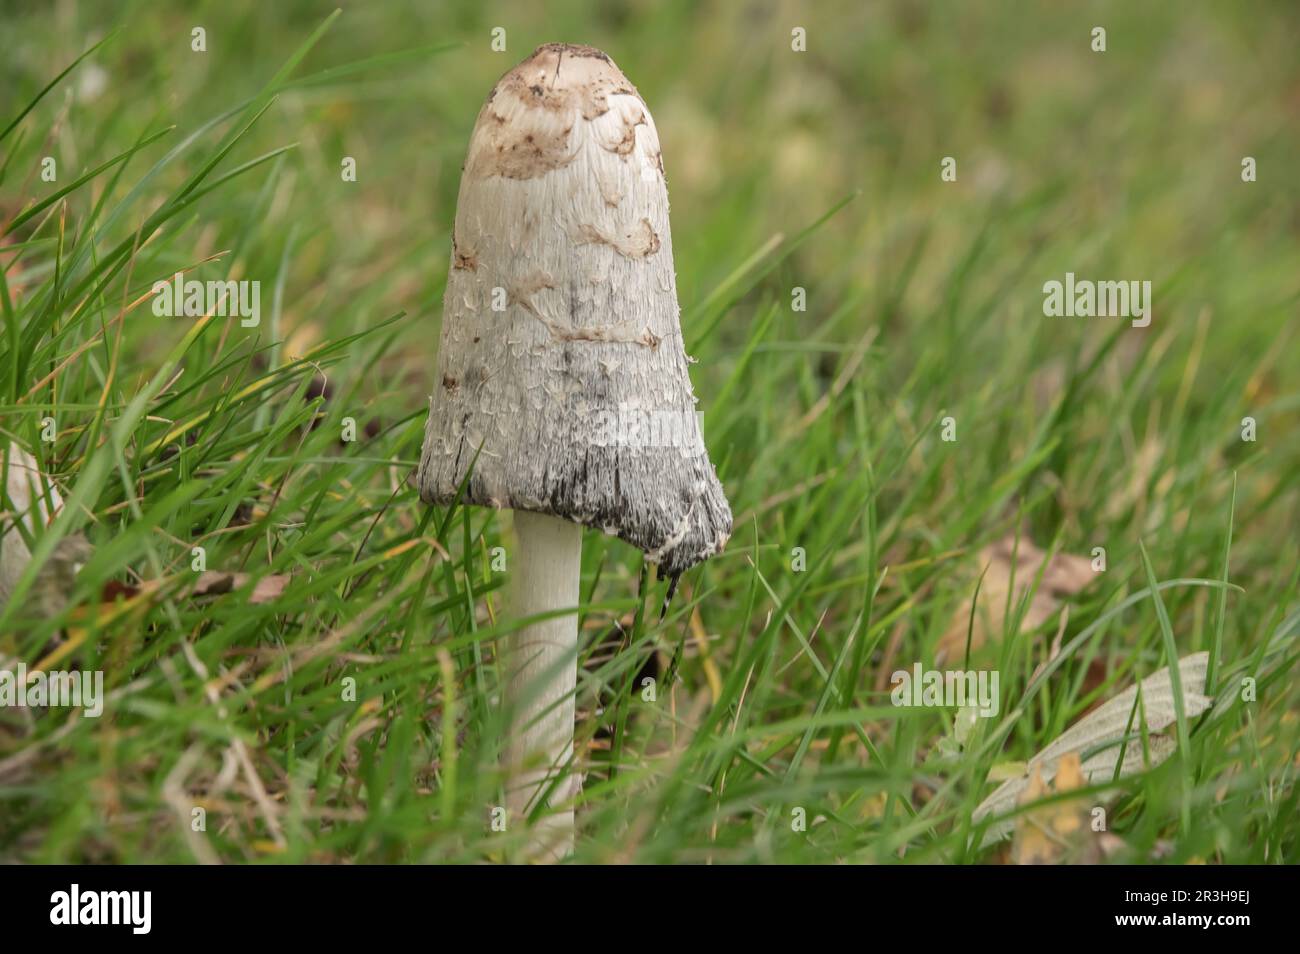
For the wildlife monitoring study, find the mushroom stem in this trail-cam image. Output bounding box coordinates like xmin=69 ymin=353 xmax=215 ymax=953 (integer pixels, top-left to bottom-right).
xmin=505 ymin=509 xmax=582 ymax=860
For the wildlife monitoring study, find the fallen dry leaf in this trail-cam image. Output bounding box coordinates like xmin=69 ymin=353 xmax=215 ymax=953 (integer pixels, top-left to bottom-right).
xmin=193 ymin=571 xmax=289 ymax=604
xmin=938 ymin=533 xmax=1093 ymax=661
xmin=1011 ymin=753 xmax=1098 ymax=864
xmin=974 ymin=653 xmax=1213 ymax=849
xmin=99 ymin=571 xmax=290 ymax=607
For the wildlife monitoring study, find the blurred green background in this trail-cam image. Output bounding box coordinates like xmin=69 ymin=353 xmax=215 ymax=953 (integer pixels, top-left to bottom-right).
xmin=6 ymin=0 xmax=1297 ymax=370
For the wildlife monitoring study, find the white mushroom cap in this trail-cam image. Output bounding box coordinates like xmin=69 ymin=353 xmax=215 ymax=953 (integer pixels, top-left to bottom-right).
xmin=417 ymin=44 xmax=731 ymax=574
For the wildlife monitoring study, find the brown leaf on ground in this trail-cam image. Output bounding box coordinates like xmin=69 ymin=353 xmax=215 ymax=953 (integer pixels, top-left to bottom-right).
xmin=193 ymin=571 xmax=289 ymax=604
xmin=938 ymin=534 xmax=1093 ymax=661
xmin=1011 ymin=752 xmax=1097 ymax=865
xmin=101 ymin=580 xmax=140 ymax=602
xmin=100 ymin=571 xmax=290 ymax=607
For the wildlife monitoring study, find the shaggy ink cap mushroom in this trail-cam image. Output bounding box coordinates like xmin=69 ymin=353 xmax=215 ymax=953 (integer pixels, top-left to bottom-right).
xmin=417 ymin=43 xmax=732 ymax=575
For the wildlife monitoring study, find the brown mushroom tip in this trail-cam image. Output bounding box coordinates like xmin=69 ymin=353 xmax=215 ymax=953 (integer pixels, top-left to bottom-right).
xmin=530 ymin=42 xmax=614 ymax=63
xmin=487 ymin=43 xmax=640 ymax=118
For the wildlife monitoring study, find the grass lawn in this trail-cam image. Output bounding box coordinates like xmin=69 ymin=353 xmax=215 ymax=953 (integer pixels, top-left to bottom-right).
xmin=1 ymin=1 xmax=1297 ymax=863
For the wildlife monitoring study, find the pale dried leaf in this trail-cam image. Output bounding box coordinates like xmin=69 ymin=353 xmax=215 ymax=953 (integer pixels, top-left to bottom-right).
xmin=1033 ymin=652 xmax=1210 ymax=767
xmin=978 ymin=736 xmax=1178 ymax=847
xmin=193 ymin=571 xmax=289 ymax=605
xmin=973 ymin=652 xmax=1210 ymax=846
xmin=938 ymin=534 xmax=1092 ymax=660
xmin=1012 ymin=753 xmax=1089 ymax=864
